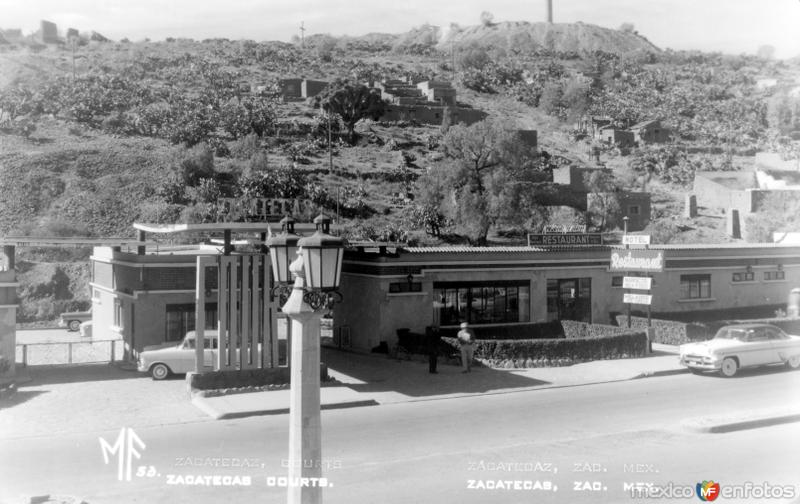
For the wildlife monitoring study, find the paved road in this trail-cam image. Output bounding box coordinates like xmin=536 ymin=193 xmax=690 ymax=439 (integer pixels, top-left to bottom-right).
xmin=1 ymin=368 xmax=798 ymax=503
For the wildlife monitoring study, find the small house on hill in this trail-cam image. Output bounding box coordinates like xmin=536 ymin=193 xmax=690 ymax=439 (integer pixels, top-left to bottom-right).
xmin=629 ymin=119 xmax=670 ymax=144
xmin=599 ymin=126 xmax=634 ymax=148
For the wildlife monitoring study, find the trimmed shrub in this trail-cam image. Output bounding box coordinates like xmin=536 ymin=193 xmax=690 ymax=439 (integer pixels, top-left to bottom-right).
xmin=561 ymin=320 xmax=633 ymax=339
xmin=442 ymin=331 xmax=647 ymax=368
xmin=189 ymin=364 xmax=329 ymax=392
xmin=615 ymin=315 xmax=711 ymax=345
xmin=705 ymin=317 xmax=800 ymax=337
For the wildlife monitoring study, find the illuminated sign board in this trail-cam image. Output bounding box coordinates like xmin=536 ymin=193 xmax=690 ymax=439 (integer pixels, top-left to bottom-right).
xmin=609 ymin=249 xmax=664 ymax=272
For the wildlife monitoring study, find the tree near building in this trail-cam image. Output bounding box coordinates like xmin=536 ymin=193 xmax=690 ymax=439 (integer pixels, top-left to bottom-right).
xmin=584 ymin=170 xmax=622 ymax=231
xmin=435 ymin=118 xmax=540 ymax=244
xmin=314 ymin=79 xmax=386 ymax=145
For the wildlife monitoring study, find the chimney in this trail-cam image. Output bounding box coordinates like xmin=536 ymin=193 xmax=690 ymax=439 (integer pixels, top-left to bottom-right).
xmin=547 ymin=0 xmax=553 ymax=23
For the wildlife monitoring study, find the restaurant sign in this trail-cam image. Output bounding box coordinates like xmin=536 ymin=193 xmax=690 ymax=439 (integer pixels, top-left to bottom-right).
xmin=529 ymin=233 xmax=603 ymax=246
xmin=609 ymin=249 xmax=664 ymax=272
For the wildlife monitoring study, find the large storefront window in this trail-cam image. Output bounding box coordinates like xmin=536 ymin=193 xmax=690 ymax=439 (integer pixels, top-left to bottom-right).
xmin=165 ymin=303 xmax=218 ymax=341
xmin=546 ymin=278 xmax=592 ymax=323
xmin=433 ymin=281 xmax=530 ymax=326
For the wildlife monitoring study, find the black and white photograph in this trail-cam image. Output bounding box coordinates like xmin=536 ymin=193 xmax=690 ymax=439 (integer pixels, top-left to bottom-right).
xmin=1 ymin=1 xmax=799 ymax=503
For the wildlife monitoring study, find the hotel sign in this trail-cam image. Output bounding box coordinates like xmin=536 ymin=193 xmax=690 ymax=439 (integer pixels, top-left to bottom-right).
xmin=529 ymin=233 xmax=603 ymax=246
xmin=622 ymin=234 xmax=651 ymax=246
xmin=609 ymin=249 xmax=664 ymax=272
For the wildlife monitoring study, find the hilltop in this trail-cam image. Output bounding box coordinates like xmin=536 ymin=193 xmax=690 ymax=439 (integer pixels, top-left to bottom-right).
xmin=438 ymin=21 xmax=660 ymax=55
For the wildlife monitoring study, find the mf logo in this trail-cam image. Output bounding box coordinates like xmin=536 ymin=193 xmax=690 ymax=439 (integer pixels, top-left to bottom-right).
xmin=99 ymin=427 xmax=146 ymax=481
xmin=696 ymin=480 xmax=720 ymax=501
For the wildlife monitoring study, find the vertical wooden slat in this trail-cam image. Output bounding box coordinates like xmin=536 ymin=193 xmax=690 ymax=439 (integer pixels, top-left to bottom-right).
xmin=240 ymin=255 xmax=251 ymax=369
xmin=229 ymin=256 xmax=239 ymax=370
xmin=251 ymin=255 xmax=260 ymax=368
xmin=194 ymin=256 xmax=206 ymax=373
xmin=217 ymin=257 xmax=229 ymax=370
xmin=268 ymin=261 xmax=279 ymax=368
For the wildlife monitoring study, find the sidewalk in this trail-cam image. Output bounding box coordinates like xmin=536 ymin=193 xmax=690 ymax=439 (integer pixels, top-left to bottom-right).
xmin=193 ymin=343 xmax=687 ymax=419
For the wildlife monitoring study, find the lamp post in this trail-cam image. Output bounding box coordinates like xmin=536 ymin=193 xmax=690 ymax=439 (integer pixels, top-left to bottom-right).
xmin=267 ymin=214 xmax=344 ymax=504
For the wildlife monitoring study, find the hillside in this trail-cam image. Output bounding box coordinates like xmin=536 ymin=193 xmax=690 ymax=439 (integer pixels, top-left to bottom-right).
xmin=1 ymin=21 xmax=799 ymax=324
xmin=439 ymin=21 xmax=660 ymax=55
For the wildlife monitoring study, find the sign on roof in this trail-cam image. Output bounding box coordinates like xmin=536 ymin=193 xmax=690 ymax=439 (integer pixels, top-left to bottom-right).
xmin=529 ymin=234 xmax=603 ymax=246
xmin=543 ymin=224 xmax=587 ymax=234
xmin=610 ymin=249 xmax=664 ymax=272
xmin=622 ymin=234 xmax=651 ymax=246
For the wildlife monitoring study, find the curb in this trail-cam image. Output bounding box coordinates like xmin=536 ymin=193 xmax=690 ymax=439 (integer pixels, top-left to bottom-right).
xmin=633 ymin=368 xmax=689 ymax=379
xmin=191 ymin=396 xmax=379 ymax=420
xmin=683 ymin=412 xmax=800 ymax=434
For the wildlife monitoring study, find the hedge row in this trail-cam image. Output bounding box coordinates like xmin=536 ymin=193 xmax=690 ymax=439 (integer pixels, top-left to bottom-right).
xmin=617 ymin=315 xmax=800 ymax=345
xmin=615 ymin=315 xmax=709 ymax=345
xmin=442 ymin=331 xmax=647 ymax=369
xmin=705 ymin=317 xmax=800 ymax=337
xmin=189 ymin=364 xmax=328 ymax=392
xmin=561 ymin=320 xmax=634 ymax=339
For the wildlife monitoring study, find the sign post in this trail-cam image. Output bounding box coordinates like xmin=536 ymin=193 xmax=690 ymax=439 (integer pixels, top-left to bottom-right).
xmin=611 ymin=229 xmax=661 ymax=343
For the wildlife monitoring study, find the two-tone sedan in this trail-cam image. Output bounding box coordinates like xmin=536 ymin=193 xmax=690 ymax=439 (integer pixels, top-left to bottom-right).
xmin=137 ymin=330 xmax=219 ymax=380
xmin=679 ymin=323 xmax=800 ymax=377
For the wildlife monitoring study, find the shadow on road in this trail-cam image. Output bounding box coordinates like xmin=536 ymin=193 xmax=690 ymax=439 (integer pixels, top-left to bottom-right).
xmin=322 ymin=347 xmax=550 ymax=398
xmin=0 ymin=390 xmax=48 ymax=410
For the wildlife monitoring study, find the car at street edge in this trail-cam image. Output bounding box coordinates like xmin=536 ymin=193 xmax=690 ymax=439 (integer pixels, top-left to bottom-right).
xmin=679 ymin=323 xmax=800 ymax=377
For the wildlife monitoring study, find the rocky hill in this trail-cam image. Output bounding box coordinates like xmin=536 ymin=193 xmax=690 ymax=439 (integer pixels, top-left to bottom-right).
xmin=438 ymin=21 xmax=660 ymax=55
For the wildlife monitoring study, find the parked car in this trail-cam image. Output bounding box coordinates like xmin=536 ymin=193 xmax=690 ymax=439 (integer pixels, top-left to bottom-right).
xmin=679 ymin=324 xmax=800 ymax=377
xmin=59 ymin=309 xmax=92 ymax=332
xmin=138 ymin=330 xmax=219 ymax=380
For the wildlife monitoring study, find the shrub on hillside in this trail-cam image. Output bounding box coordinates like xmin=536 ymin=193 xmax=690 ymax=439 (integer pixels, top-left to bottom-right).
xmin=179 ymin=145 xmax=215 ymax=186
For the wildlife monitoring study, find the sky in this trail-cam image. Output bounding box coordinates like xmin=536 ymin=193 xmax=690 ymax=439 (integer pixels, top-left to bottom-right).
xmin=2 ymin=0 xmax=800 ymax=58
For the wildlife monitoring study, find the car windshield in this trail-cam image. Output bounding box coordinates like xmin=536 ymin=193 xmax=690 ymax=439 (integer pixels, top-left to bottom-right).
xmin=714 ymin=328 xmax=749 ymax=341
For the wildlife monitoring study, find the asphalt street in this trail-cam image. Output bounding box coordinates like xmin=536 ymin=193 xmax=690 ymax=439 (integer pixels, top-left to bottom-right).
xmin=1 ymin=367 xmax=799 ymax=504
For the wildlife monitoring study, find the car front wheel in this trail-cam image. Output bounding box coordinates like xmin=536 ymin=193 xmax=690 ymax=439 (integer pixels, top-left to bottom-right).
xmin=786 ymin=355 xmax=800 ymax=370
xmin=151 ymin=363 xmax=170 ymax=380
xmin=68 ymin=320 xmax=81 ymax=332
xmin=720 ymin=357 xmax=738 ymax=377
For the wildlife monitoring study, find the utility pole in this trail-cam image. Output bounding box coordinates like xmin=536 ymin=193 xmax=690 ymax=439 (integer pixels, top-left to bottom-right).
xmin=547 ymin=0 xmax=553 ymax=23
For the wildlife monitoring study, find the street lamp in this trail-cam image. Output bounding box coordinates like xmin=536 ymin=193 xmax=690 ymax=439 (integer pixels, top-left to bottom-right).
xmin=268 ymin=216 xmax=300 ymax=304
xmin=266 ymin=213 xmax=344 ymax=504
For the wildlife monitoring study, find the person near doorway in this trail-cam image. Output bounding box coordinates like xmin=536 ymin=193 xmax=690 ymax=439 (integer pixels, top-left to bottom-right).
xmin=457 ymin=322 xmax=475 ymax=373
xmin=426 ymin=325 xmax=440 ymax=374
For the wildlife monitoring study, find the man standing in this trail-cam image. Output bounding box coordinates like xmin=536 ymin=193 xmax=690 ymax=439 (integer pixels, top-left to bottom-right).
xmin=426 ymin=325 xmax=440 ymax=374
xmin=457 ymin=322 xmax=475 ymax=373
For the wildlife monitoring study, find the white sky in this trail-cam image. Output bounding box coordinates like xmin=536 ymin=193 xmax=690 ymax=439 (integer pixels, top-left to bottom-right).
xmin=2 ymin=0 xmax=800 ymax=58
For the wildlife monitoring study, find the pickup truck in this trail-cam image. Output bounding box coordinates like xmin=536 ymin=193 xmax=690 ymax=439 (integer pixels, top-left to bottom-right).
xmin=59 ymin=309 xmax=92 ymax=332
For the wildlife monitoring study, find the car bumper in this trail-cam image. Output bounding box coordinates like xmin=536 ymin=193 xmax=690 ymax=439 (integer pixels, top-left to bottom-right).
xmin=137 ymin=360 xmax=148 ymax=372
xmin=679 ymin=356 xmax=720 ymax=370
